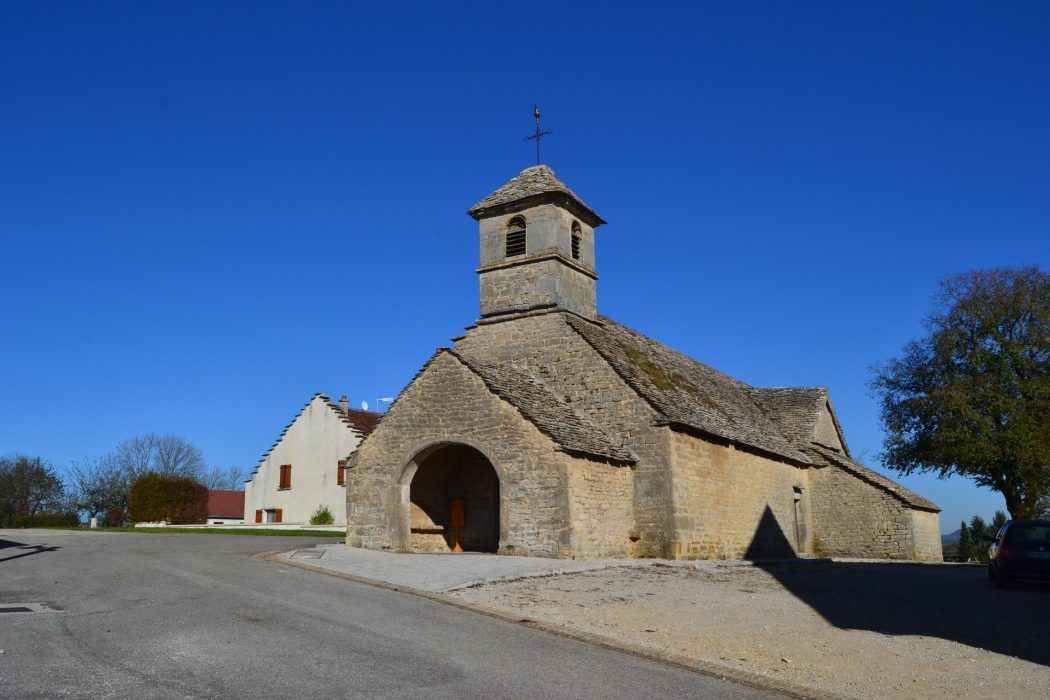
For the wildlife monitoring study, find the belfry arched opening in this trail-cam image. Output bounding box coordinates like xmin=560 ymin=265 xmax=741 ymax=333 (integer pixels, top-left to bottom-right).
xmin=408 ymin=444 xmax=500 ymax=553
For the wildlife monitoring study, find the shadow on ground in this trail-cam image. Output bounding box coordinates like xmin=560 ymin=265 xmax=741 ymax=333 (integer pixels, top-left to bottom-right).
xmin=0 ymin=537 xmax=60 ymax=563
xmin=744 ymin=507 xmax=1050 ymax=667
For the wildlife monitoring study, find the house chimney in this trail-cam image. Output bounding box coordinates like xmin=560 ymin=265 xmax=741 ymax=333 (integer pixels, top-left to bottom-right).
xmin=339 ymin=394 xmax=349 ymax=414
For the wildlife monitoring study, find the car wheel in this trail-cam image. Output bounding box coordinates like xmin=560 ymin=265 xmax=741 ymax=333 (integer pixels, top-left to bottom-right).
xmin=995 ymin=573 xmax=1012 ymax=589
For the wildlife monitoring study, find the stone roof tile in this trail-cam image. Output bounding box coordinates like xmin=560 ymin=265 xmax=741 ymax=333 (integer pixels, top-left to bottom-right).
xmin=805 ymin=444 xmax=941 ymax=512
xmin=467 ymin=165 xmax=606 ymax=226
xmin=566 ymin=315 xmax=814 ymax=464
xmin=448 ymin=348 xmax=635 ymax=463
xmin=748 ymin=387 xmax=831 ymax=445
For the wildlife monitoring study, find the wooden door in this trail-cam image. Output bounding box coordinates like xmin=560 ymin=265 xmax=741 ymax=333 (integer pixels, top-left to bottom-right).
xmin=449 ymin=499 xmax=465 ymax=553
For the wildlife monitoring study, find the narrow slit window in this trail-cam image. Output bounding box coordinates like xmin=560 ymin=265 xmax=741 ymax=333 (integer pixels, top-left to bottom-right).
xmin=337 ymin=459 xmax=346 ymax=486
xmin=571 ymin=221 xmax=582 ymax=260
xmin=506 ymin=217 xmax=527 ymax=257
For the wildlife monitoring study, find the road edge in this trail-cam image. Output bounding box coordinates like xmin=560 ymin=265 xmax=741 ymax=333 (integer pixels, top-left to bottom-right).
xmin=255 ymin=550 xmax=840 ymax=700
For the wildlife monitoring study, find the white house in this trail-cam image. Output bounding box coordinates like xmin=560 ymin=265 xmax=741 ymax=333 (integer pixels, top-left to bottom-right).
xmin=244 ymin=393 xmax=380 ymax=526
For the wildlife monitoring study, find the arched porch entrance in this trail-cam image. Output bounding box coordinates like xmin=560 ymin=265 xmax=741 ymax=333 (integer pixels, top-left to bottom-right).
xmin=403 ymin=443 xmax=500 ymax=553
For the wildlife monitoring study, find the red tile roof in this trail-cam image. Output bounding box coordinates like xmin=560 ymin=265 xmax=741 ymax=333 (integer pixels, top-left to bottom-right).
xmin=207 ymin=490 xmax=245 ymax=517
xmin=343 ymin=407 xmax=381 ymax=435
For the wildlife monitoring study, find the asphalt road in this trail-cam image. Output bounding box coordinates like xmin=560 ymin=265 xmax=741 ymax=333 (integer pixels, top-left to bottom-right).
xmin=0 ymin=529 xmax=772 ymax=699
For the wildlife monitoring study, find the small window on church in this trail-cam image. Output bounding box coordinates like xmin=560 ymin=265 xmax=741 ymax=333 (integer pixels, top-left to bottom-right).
xmin=571 ymin=221 xmax=582 ymax=260
xmin=506 ymin=217 xmax=527 ymax=257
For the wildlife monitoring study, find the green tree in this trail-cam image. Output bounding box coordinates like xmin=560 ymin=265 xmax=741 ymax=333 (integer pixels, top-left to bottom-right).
xmin=0 ymin=455 xmax=68 ymax=527
xmin=956 ymin=520 xmax=973 ymax=561
xmin=969 ymin=515 xmax=989 ymax=564
xmin=871 ymin=267 xmax=1050 ymax=518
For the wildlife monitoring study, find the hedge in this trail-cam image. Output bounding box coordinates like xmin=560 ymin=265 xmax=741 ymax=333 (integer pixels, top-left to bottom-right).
xmin=128 ymin=473 xmax=208 ymax=525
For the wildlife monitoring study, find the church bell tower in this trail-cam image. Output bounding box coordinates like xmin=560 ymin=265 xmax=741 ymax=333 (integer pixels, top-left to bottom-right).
xmin=467 ymin=165 xmax=605 ymax=322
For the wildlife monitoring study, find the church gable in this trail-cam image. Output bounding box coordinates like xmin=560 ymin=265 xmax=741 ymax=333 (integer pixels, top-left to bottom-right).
xmin=449 ymin=349 xmax=635 ymax=463
xmin=346 ymin=349 xmax=616 ymax=556
xmin=812 ymin=400 xmax=849 ymax=454
xmin=749 ymin=388 xmax=851 ymax=457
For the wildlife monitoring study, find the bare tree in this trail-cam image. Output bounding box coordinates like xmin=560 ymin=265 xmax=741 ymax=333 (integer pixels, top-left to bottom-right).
xmin=112 ymin=433 xmax=204 ymax=479
xmin=68 ymin=433 xmax=208 ymax=524
xmin=67 ymin=454 xmax=132 ymax=523
xmin=199 ymin=465 xmax=248 ymax=491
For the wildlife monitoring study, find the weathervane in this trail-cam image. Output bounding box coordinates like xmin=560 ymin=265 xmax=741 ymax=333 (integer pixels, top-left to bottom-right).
xmin=523 ymin=104 xmax=552 ymax=166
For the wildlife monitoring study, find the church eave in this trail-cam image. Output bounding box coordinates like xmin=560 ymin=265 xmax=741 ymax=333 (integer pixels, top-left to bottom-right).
xmin=467 ymin=191 xmax=606 ymax=227
xmin=658 ymin=419 xmax=814 ymax=467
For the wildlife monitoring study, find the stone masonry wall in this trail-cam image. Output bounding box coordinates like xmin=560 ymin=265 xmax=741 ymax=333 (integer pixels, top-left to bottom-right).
xmin=807 ymin=463 xmax=934 ymax=559
xmin=669 ymin=431 xmax=812 ymax=559
xmin=346 ymin=352 xmax=572 ymax=557
xmin=565 ymin=455 xmax=634 ymax=558
xmin=478 ymin=257 xmax=596 ymax=320
xmin=909 ymin=509 xmax=944 ymax=561
xmin=454 ymin=312 xmax=676 ymax=557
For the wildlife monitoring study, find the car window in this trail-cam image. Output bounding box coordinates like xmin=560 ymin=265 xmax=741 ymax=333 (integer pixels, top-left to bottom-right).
xmin=1005 ymin=525 xmax=1050 ymax=546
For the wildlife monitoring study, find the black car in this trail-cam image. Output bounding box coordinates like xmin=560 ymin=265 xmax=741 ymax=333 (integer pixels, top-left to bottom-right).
xmin=987 ymin=519 xmax=1050 ymax=588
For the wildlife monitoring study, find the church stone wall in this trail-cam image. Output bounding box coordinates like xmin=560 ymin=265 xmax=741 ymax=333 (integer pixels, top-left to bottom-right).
xmin=479 ymin=257 xmax=596 ymax=320
xmin=565 ymin=456 xmax=634 ymax=558
xmin=455 ymin=313 xmax=676 ymax=557
xmin=807 ymin=464 xmax=941 ymax=560
xmin=910 ymin=510 xmax=943 ymax=561
xmin=346 ymin=352 xmax=573 ymax=557
xmin=668 ymin=432 xmax=811 ymax=559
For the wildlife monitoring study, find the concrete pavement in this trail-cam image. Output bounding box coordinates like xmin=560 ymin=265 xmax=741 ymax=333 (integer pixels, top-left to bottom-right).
xmin=275 ymin=543 xmax=655 ymax=591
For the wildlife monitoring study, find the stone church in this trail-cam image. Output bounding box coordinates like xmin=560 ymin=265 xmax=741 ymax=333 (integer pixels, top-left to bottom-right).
xmin=345 ymin=165 xmax=942 ymax=560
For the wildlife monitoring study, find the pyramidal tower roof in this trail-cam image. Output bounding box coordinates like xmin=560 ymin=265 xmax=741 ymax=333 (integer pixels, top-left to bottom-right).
xmin=467 ymin=165 xmax=606 ymax=226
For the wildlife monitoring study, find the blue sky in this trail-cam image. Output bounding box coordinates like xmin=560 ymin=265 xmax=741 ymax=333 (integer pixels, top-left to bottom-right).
xmin=2 ymin=2 xmax=1047 ymax=532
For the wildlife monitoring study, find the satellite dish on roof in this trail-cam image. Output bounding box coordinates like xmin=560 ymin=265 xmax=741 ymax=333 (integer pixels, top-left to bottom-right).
xmin=361 ymin=401 xmax=369 ymax=411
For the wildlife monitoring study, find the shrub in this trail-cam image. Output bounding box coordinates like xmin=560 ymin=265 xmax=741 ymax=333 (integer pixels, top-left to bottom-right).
xmin=105 ymin=506 xmax=128 ymax=528
xmin=309 ymin=505 xmax=335 ymax=525
xmin=128 ymin=473 xmax=208 ymax=525
xmin=14 ymin=511 xmax=81 ymax=528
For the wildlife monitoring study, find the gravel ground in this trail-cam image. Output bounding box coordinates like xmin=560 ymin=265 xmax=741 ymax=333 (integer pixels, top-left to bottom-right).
xmin=449 ymin=561 xmax=1050 ymax=700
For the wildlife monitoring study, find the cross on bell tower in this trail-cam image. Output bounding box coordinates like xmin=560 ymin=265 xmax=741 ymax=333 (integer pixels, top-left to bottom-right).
xmin=523 ymin=105 xmax=552 ymax=166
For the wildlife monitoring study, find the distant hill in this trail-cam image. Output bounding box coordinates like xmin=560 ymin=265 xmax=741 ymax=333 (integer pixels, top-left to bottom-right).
xmin=941 ymin=529 xmax=961 ymax=545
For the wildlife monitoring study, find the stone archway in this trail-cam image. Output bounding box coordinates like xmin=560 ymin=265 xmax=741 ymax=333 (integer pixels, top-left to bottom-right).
xmin=402 ymin=443 xmax=500 ymax=553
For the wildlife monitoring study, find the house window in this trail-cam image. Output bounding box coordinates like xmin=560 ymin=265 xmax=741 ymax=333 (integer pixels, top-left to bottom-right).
xmin=263 ymin=508 xmax=282 ymax=524
xmin=278 ymin=464 xmax=292 ymax=490
xmin=571 ymin=221 xmax=582 ymax=260
xmin=505 ymin=217 xmax=526 ymax=257
xmin=337 ymin=459 xmax=346 ymax=487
